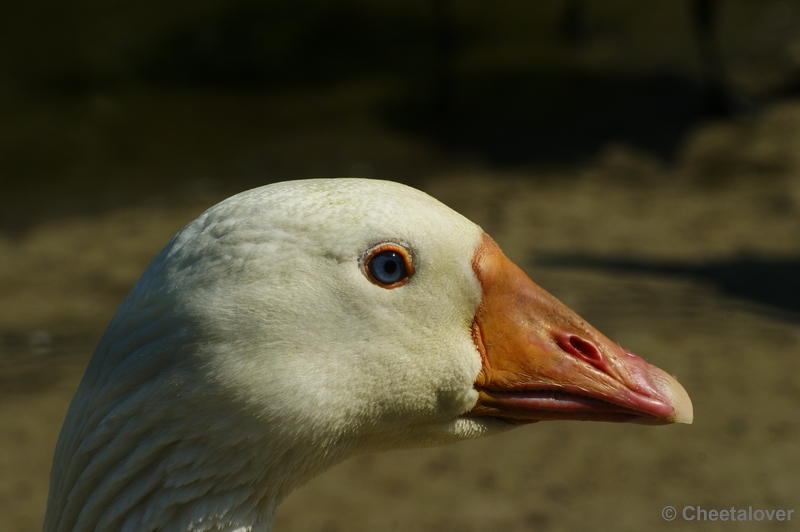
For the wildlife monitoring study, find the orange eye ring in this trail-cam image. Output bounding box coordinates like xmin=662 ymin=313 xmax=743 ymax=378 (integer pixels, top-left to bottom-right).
xmin=363 ymin=244 xmax=414 ymax=289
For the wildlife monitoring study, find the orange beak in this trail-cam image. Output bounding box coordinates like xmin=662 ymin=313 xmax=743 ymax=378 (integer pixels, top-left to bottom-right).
xmin=467 ymin=235 xmax=693 ymax=425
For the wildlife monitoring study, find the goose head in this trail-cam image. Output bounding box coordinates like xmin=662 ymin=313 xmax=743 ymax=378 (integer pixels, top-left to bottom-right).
xmin=45 ymin=178 xmax=691 ymax=532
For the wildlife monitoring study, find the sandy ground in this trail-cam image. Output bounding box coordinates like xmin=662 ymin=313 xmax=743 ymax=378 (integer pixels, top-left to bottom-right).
xmin=2 ymin=103 xmax=800 ymax=531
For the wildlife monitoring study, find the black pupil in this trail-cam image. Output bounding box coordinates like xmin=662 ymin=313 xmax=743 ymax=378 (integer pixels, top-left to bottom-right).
xmin=368 ymin=250 xmax=407 ymax=285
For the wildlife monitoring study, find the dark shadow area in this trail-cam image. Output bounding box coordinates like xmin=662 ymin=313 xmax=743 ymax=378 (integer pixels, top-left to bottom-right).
xmin=28 ymin=3 xmax=438 ymax=96
xmin=26 ymin=2 xmax=718 ymax=168
xmin=133 ymin=4 xmax=434 ymax=89
xmin=536 ymin=254 xmax=800 ymax=320
xmin=383 ymin=70 xmax=709 ymax=165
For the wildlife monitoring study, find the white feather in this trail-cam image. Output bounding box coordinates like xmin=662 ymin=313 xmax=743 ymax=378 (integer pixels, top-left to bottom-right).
xmin=45 ymin=179 xmax=511 ymax=532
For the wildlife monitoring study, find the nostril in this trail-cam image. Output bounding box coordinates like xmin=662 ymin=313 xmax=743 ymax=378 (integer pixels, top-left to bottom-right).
xmin=557 ymin=333 xmax=603 ymax=364
xmin=570 ymin=336 xmax=599 ymax=360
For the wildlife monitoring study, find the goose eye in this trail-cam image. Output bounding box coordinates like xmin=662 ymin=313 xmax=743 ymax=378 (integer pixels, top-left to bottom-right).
xmin=364 ymin=245 xmax=413 ymax=288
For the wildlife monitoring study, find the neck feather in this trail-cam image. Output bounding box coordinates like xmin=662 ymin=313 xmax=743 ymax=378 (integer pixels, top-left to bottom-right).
xmin=43 ymin=304 xmax=350 ymax=532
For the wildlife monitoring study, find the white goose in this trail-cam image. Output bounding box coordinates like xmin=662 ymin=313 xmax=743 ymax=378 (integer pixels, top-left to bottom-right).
xmin=44 ymin=178 xmax=692 ymax=532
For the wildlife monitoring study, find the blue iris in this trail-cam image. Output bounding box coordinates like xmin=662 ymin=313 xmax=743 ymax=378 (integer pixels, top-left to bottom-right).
xmin=368 ymin=250 xmax=408 ymax=285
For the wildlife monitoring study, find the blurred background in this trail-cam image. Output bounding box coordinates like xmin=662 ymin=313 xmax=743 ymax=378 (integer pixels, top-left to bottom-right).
xmin=2 ymin=0 xmax=800 ymax=530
